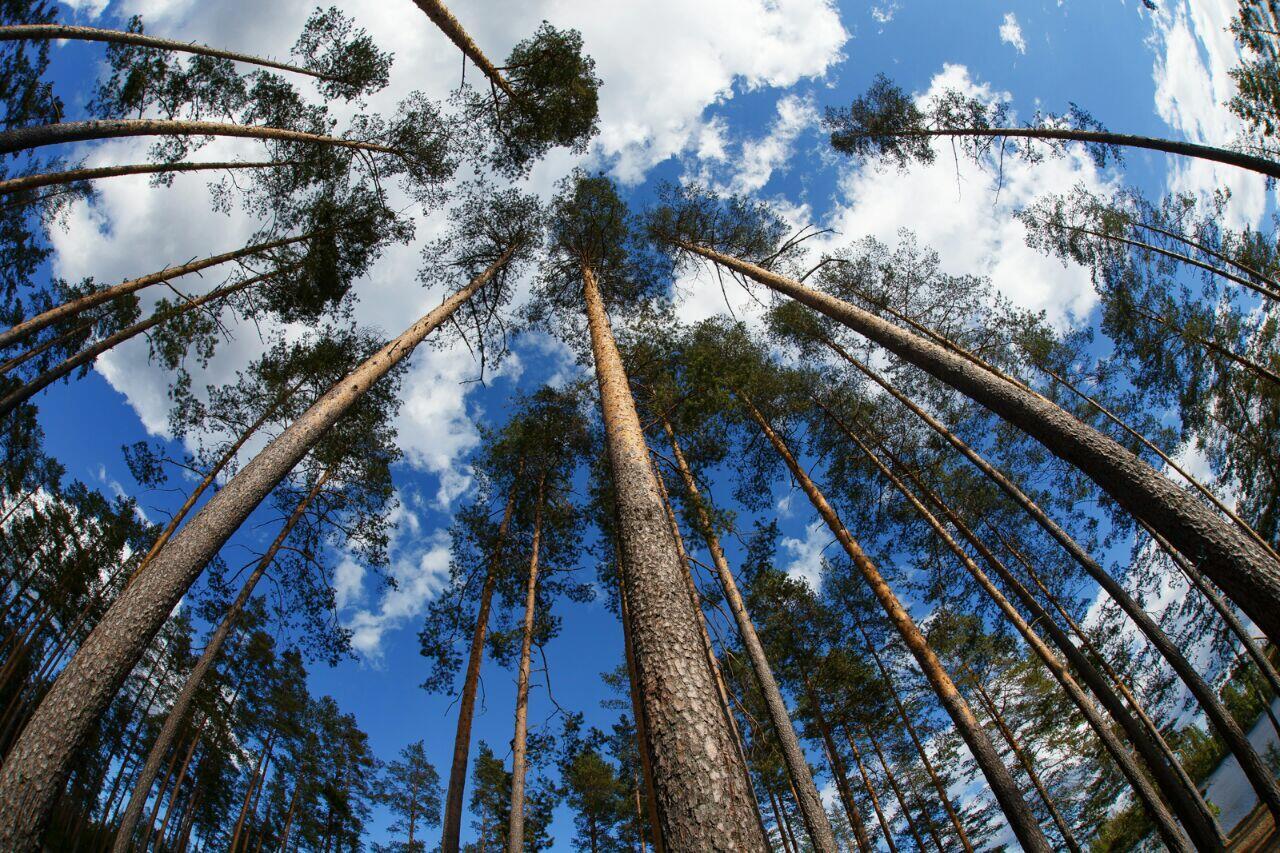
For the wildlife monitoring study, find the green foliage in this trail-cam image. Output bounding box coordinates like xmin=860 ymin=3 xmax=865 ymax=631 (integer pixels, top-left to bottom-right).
xmin=374 ymin=740 xmax=442 ymax=853
xmin=292 ymin=6 xmax=393 ymax=101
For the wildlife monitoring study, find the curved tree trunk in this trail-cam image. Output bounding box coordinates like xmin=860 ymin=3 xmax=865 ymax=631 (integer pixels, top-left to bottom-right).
xmin=680 ymin=242 xmax=1280 ymax=646
xmin=441 ymin=471 xmax=522 ymax=853
xmin=0 ymin=118 xmax=402 ymax=159
xmin=740 ymin=395 xmax=1049 ymax=852
xmin=0 ymin=159 xmax=287 ymax=196
xmin=410 ymin=0 xmax=518 ymax=100
xmin=0 ymin=265 xmax=285 ymax=419
xmin=0 ymin=249 xmax=515 ymax=851
xmin=815 ymin=344 xmax=1279 ymax=831
xmin=0 ymin=231 xmax=313 ymax=351
xmin=580 ymin=264 xmax=767 ymax=851
xmin=661 ymin=418 xmax=838 ymax=852
xmin=507 ymin=474 xmax=546 ymax=853
xmin=112 ymin=469 xmax=329 ymax=853
xmin=0 ymin=25 xmax=329 ymax=80
xmin=822 ymin=399 xmax=1209 ymax=849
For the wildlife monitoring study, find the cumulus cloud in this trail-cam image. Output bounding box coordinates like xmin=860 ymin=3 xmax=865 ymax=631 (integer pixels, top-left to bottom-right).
xmin=1000 ymin=12 xmax=1027 ymax=54
xmin=781 ymin=520 xmax=831 ymax=589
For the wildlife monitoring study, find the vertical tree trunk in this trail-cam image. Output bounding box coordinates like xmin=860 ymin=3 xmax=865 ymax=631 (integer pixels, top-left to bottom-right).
xmin=581 ymin=264 xmax=767 ymax=851
xmin=823 ymin=400 xmax=1206 ymax=849
xmin=278 ymin=785 xmax=301 ymax=853
xmin=0 ymin=250 xmax=516 ymax=852
xmin=844 ymin=730 xmax=900 ymax=853
xmin=441 ymin=470 xmax=522 ymax=853
xmin=113 ymin=471 xmax=329 ymax=853
xmin=797 ymin=670 xmax=872 ymax=853
xmin=682 ymin=242 xmax=1280 ymax=645
xmin=618 ymin=573 xmax=664 ymax=853
xmin=229 ymin=733 xmax=275 ymax=853
xmin=965 ymin=672 xmax=1081 ymax=853
xmin=507 ymin=474 xmax=546 ymax=853
xmin=661 ymin=418 xmax=839 ymax=852
xmin=741 ymin=395 xmax=1048 ymax=852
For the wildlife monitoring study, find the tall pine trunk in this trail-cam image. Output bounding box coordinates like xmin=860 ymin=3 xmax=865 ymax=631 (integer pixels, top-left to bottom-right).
xmin=797 ymin=670 xmax=872 ymax=853
xmin=441 ymin=471 xmax=522 ymax=853
xmin=864 ymin=726 xmax=934 ymax=853
xmin=680 ymin=242 xmax=1280 ymax=646
xmin=580 ymin=264 xmax=767 ymax=850
xmin=112 ymin=470 xmax=329 ymax=852
xmin=844 ymin=729 xmax=899 ymax=853
xmin=506 ymin=475 xmax=546 ymax=853
xmin=0 ymin=248 xmax=515 ymax=851
xmin=409 ymin=0 xmax=517 ymax=100
xmin=0 ymin=159 xmax=287 ymax=196
xmin=741 ymin=395 xmax=1049 ymax=852
xmin=661 ymin=418 xmax=838 ymax=852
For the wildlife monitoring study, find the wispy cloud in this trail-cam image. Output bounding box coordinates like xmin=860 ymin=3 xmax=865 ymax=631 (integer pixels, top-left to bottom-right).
xmin=1000 ymin=12 xmax=1027 ymax=54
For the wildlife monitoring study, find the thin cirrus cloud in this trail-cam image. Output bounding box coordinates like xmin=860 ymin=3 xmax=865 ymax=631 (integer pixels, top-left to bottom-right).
xmin=1000 ymin=11 xmax=1028 ymax=54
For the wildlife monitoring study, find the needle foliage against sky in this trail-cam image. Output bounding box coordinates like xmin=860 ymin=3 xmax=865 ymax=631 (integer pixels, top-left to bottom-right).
xmin=34 ymin=0 xmax=1273 ymax=846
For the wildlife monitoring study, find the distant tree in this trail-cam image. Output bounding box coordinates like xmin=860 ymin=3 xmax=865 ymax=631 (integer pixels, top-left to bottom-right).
xmin=375 ymin=740 xmax=442 ymax=853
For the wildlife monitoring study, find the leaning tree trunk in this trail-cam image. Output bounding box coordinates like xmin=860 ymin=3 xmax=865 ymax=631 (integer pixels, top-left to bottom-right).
xmin=661 ymin=418 xmax=839 ymax=852
xmin=797 ymin=669 xmax=872 ymax=853
xmin=0 ymin=118 xmax=403 ymax=159
xmin=0 ymin=265 xmax=288 ymax=419
xmin=740 ymin=395 xmax=1050 ymax=852
xmin=112 ymin=470 xmax=329 ymax=853
xmin=845 ymin=125 xmax=1280 ymax=179
xmin=507 ymin=474 xmax=546 ymax=853
xmin=441 ymin=470 xmax=522 ymax=853
xmin=0 ymin=248 xmax=515 ymax=851
xmin=580 ymin=263 xmax=767 ymax=851
xmin=844 ymin=730 xmax=900 ymax=853
xmin=818 ymin=344 xmax=1279 ymax=830
xmin=0 ymin=24 xmax=330 ymax=80
xmin=864 ymin=725 xmax=935 ymax=853
xmin=0 ymin=159 xmax=287 ymax=196
xmin=680 ymin=242 xmax=1280 ymax=646
xmin=823 ymin=400 xmax=1208 ymax=849
xmin=410 ymin=0 xmax=518 ymax=100
xmin=0 ymin=231 xmax=313 ymax=351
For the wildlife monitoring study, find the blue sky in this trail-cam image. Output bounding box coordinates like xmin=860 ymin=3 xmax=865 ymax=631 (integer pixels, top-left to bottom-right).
xmin=34 ymin=0 xmax=1276 ymax=847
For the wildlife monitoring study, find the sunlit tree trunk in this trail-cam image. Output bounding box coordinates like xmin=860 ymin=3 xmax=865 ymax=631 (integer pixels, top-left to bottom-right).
xmin=507 ymin=474 xmax=546 ymax=853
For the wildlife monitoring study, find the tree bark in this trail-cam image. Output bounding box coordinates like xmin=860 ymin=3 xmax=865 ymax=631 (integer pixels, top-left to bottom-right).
xmin=823 ymin=400 xmax=1208 ymax=849
xmin=0 ymin=248 xmax=515 ymax=851
xmin=618 ymin=573 xmax=664 ymax=853
xmin=865 ymin=726 xmax=936 ymax=853
xmin=409 ymin=0 xmax=518 ymax=100
xmin=112 ymin=470 xmax=329 ymax=852
xmin=661 ymin=418 xmax=838 ymax=852
xmin=581 ymin=263 xmax=767 ymax=851
xmin=0 ymin=231 xmax=313 ymax=351
xmin=229 ymin=733 xmax=275 ymax=853
xmin=843 ymin=729 xmax=898 ymax=853
xmin=0 ymin=265 xmax=286 ymax=419
xmin=0 ymin=159 xmax=286 ymax=196
xmin=741 ymin=395 xmax=1048 ymax=852
xmin=680 ymin=241 xmax=1280 ymax=646
xmin=0 ymin=118 xmax=403 ymax=160
xmin=151 ymin=726 xmax=202 ymax=853
xmin=797 ymin=670 xmax=872 ymax=853
xmin=507 ymin=474 xmax=546 ymax=853
xmin=765 ymin=785 xmax=796 ymax=853
xmin=0 ymin=25 xmax=330 ymax=80
xmin=441 ymin=472 xmax=522 ymax=853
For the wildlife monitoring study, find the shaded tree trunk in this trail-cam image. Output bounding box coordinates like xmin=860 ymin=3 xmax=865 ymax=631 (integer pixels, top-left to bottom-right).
xmin=618 ymin=572 xmax=664 ymax=853
xmin=0 ymin=159 xmax=287 ymax=196
xmin=865 ymin=726 xmax=936 ymax=853
xmin=844 ymin=729 xmax=899 ymax=853
xmin=507 ymin=474 xmax=546 ymax=853
xmin=0 ymin=248 xmax=516 ymax=851
xmin=797 ymin=670 xmax=872 ymax=853
xmin=679 ymin=242 xmax=1280 ymax=647
xmin=580 ymin=263 xmax=767 ymax=850
xmin=740 ymin=395 xmax=1048 ymax=852
xmin=409 ymin=0 xmax=518 ymax=100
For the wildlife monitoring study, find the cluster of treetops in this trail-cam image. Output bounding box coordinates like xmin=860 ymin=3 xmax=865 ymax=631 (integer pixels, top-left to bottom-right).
xmin=0 ymin=0 xmax=1275 ymax=850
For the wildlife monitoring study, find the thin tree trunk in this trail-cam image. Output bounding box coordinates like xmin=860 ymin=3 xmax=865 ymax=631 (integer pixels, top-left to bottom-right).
xmin=740 ymin=395 xmax=1049 ymax=852
xmin=679 ymin=241 xmax=1280 ymax=645
xmin=797 ymin=669 xmax=872 ymax=853
xmin=841 ymin=125 xmax=1280 ymax=179
xmin=580 ymin=263 xmax=766 ymax=850
xmin=865 ymin=726 xmax=934 ymax=853
xmin=1129 ymin=303 xmax=1280 ymax=387
xmin=150 ymin=728 xmax=201 ymax=853
xmin=1130 ymin=219 xmax=1280 ymax=298
xmin=844 ymin=730 xmax=899 ymax=853
xmin=229 ymin=733 xmax=275 ymax=853
xmin=0 ymin=160 xmax=286 ymax=196
xmin=965 ymin=672 xmax=1081 ymax=853
xmin=661 ymin=418 xmax=838 ymax=852
xmin=0 ymin=232 xmax=313 ymax=351
xmin=816 ymin=342 xmax=1278 ymax=831
xmin=0 ymin=25 xmax=331 ymax=80
xmin=112 ymin=470 xmax=329 ymax=852
xmin=507 ymin=473 xmax=546 ymax=853
xmin=0 ymin=265 xmax=287 ymax=419
xmin=409 ymin=0 xmax=518 ymax=100
xmin=824 ymin=400 xmax=1209 ymax=849
xmin=0 ymin=248 xmax=516 ymax=852
xmin=278 ymin=784 xmax=301 ymax=853
xmin=765 ymin=785 xmax=796 ymax=853
xmin=441 ymin=470 xmax=522 ymax=853
xmin=0 ymin=118 xmax=403 ymax=160
xmin=0 ymin=315 xmax=97 ymax=377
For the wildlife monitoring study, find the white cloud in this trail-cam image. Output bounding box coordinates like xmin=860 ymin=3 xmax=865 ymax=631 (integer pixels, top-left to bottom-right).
xmin=781 ymin=520 xmax=830 ymax=589
xmin=1150 ymin=0 xmax=1268 ymax=227
xmin=1000 ymin=12 xmax=1027 ymax=54
xmin=732 ymin=94 xmax=820 ymax=195
xmin=872 ymin=3 xmax=900 ymax=25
